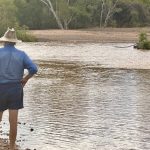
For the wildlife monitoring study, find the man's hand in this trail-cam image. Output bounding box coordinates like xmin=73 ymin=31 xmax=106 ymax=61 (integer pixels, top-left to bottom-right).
xmin=21 ymin=74 xmax=33 ymax=87
xmin=21 ymin=77 xmax=28 ymax=87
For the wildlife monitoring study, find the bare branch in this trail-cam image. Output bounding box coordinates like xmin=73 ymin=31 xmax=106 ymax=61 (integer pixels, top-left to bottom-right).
xmin=40 ymin=0 xmax=64 ymax=29
xmin=104 ymin=0 xmax=119 ymax=27
xmin=100 ymin=0 xmax=105 ymax=28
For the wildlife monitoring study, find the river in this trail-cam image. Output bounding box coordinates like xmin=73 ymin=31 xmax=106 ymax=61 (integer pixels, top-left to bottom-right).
xmin=1 ymin=42 xmax=150 ymax=150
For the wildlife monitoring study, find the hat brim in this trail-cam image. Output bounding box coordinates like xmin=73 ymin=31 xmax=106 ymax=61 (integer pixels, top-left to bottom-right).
xmin=0 ymin=37 xmax=22 ymax=43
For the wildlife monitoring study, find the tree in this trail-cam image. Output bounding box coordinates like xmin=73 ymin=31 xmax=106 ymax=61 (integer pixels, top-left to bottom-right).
xmin=69 ymin=0 xmax=92 ymax=28
xmin=100 ymin=0 xmax=105 ymax=27
xmin=56 ymin=0 xmax=73 ymax=29
xmin=11 ymin=0 xmax=150 ymax=29
xmin=39 ymin=0 xmax=91 ymax=29
xmin=113 ymin=0 xmax=150 ymax=27
xmin=97 ymin=0 xmax=120 ymax=27
xmin=40 ymin=0 xmax=64 ymax=29
xmin=14 ymin=0 xmax=57 ymax=29
xmin=0 ymin=0 xmax=17 ymax=35
xmin=103 ymin=0 xmax=119 ymax=27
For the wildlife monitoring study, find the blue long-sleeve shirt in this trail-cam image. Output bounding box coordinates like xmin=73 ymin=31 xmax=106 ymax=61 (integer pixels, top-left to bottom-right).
xmin=0 ymin=44 xmax=38 ymax=84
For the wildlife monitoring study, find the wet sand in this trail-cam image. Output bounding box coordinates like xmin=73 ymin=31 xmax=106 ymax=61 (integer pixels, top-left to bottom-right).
xmin=0 ymin=139 xmax=21 ymax=150
xmin=30 ymin=27 xmax=150 ymax=43
xmin=0 ymin=139 xmax=9 ymax=150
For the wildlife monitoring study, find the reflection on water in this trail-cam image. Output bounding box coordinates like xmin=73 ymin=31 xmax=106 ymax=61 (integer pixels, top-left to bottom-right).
xmin=0 ymin=43 xmax=150 ymax=150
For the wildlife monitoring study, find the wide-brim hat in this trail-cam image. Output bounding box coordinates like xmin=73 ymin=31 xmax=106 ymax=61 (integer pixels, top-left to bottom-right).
xmin=0 ymin=28 xmax=22 ymax=43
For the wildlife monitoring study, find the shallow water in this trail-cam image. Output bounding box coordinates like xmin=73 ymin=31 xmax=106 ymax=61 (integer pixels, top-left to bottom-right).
xmin=1 ymin=43 xmax=150 ymax=150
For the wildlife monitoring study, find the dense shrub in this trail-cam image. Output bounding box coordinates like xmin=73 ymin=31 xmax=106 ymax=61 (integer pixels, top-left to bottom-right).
xmin=15 ymin=24 xmax=37 ymax=42
xmin=136 ymin=33 xmax=150 ymax=50
xmin=16 ymin=30 xmax=37 ymax=42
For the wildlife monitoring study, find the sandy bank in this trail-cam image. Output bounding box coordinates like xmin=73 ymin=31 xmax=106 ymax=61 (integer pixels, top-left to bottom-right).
xmin=0 ymin=139 xmax=21 ymax=150
xmin=30 ymin=28 xmax=150 ymax=43
xmin=0 ymin=139 xmax=9 ymax=150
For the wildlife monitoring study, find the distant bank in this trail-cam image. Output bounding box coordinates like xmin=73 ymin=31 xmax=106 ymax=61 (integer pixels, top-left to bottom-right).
xmin=30 ymin=28 xmax=150 ymax=43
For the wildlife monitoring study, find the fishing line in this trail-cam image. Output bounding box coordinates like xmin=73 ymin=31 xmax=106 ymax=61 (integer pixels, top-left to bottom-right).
xmin=113 ymin=44 xmax=136 ymax=48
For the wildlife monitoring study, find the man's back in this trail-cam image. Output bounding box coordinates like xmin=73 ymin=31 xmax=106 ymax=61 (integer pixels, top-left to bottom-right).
xmin=0 ymin=44 xmax=37 ymax=83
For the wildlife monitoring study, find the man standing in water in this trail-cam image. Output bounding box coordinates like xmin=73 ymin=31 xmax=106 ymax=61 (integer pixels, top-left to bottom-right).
xmin=0 ymin=28 xmax=38 ymax=150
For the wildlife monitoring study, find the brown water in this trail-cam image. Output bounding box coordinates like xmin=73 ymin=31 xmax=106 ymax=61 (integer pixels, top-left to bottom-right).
xmin=1 ymin=42 xmax=150 ymax=150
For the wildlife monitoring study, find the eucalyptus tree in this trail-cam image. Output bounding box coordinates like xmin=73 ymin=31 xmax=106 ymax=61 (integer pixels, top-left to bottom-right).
xmin=40 ymin=0 xmax=64 ymax=29
xmin=100 ymin=0 xmax=105 ymax=27
xmin=57 ymin=0 xmax=90 ymax=29
xmin=103 ymin=0 xmax=119 ymax=27
xmin=40 ymin=0 xmax=91 ymax=29
xmin=96 ymin=0 xmax=120 ymax=27
xmin=56 ymin=0 xmax=74 ymax=29
xmin=11 ymin=0 xmax=150 ymax=29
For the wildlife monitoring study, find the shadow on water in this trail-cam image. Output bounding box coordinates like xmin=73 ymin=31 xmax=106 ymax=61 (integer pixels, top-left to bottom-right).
xmin=1 ymin=60 xmax=150 ymax=149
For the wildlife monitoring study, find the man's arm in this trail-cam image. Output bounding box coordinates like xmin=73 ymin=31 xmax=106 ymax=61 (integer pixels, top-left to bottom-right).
xmin=21 ymin=74 xmax=34 ymax=87
xmin=22 ymin=52 xmax=38 ymax=87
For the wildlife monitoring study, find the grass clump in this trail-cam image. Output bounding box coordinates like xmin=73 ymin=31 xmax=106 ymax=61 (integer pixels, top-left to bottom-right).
xmin=136 ymin=33 xmax=150 ymax=50
xmin=15 ymin=25 xmax=37 ymax=42
xmin=16 ymin=29 xmax=37 ymax=42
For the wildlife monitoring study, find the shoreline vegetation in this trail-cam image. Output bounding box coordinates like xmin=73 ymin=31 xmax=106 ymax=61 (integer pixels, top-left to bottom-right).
xmin=135 ymin=32 xmax=150 ymax=50
xmin=30 ymin=27 xmax=150 ymax=44
xmin=17 ymin=30 xmax=37 ymax=42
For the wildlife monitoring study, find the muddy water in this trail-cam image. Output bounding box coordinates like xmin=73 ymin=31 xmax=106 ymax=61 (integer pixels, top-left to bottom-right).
xmin=1 ymin=43 xmax=150 ymax=150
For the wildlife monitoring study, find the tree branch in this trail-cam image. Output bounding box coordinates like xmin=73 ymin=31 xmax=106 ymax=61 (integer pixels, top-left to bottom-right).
xmin=40 ymin=0 xmax=64 ymax=29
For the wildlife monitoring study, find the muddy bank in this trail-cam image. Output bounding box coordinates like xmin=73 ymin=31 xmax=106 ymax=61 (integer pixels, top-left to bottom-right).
xmin=0 ymin=139 xmax=9 ymax=150
xmin=30 ymin=28 xmax=150 ymax=43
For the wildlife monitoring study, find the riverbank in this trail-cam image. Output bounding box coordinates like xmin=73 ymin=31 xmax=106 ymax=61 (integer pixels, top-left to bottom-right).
xmin=30 ymin=27 xmax=150 ymax=43
xmin=0 ymin=140 xmax=20 ymax=150
xmin=0 ymin=139 xmax=9 ymax=150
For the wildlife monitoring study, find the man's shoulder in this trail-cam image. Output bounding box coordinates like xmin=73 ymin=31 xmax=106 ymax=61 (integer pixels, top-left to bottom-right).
xmin=14 ymin=48 xmax=26 ymax=55
xmin=12 ymin=48 xmax=28 ymax=60
xmin=0 ymin=47 xmax=4 ymax=51
xmin=0 ymin=46 xmax=24 ymax=53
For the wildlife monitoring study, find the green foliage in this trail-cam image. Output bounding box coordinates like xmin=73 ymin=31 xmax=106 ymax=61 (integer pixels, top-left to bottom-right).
xmin=15 ymin=24 xmax=37 ymax=42
xmin=136 ymin=33 xmax=150 ymax=50
xmin=113 ymin=0 xmax=150 ymax=27
xmin=1 ymin=0 xmax=150 ymax=30
xmin=0 ymin=0 xmax=37 ymax=42
xmin=14 ymin=0 xmax=53 ymax=29
xmin=69 ymin=0 xmax=92 ymax=28
xmin=0 ymin=0 xmax=17 ymax=36
xmin=16 ymin=30 xmax=37 ymax=42
xmin=139 ymin=32 xmax=147 ymax=42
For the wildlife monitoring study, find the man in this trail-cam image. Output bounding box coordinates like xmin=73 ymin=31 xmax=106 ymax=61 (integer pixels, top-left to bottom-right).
xmin=0 ymin=28 xmax=38 ymax=150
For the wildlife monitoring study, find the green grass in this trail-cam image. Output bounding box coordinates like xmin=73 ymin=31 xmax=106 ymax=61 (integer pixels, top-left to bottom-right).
xmin=136 ymin=33 xmax=150 ymax=50
xmin=16 ymin=30 xmax=37 ymax=42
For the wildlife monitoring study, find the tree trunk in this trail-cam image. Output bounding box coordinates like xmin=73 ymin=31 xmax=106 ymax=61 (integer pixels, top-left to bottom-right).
xmin=64 ymin=20 xmax=68 ymax=30
xmin=40 ymin=0 xmax=64 ymax=29
xmin=62 ymin=1 xmax=74 ymax=30
xmin=100 ymin=0 xmax=105 ymax=28
xmin=67 ymin=0 xmax=70 ymax=5
xmin=104 ymin=0 xmax=119 ymax=27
